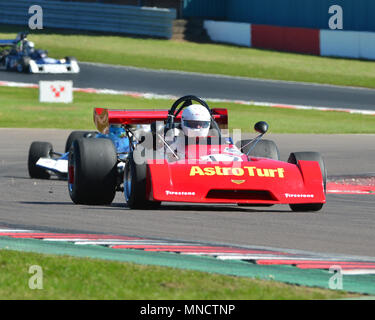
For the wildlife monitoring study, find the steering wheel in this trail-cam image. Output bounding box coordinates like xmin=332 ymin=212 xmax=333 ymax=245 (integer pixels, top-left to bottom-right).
xmin=165 ymin=95 xmax=221 ymax=137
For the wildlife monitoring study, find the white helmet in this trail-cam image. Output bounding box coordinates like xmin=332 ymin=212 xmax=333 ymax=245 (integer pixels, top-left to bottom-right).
xmin=25 ymin=41 xmax=35 ymax=53
xmin=181 ymin=104 xmax=211 ymax=138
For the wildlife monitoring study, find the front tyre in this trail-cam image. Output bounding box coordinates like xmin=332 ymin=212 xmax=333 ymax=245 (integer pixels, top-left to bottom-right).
xmin=68 ymin=138 xmax=117 ymax=205
xmin=28 ymin=141 xmax=53 ymax=179
xmin=288 ymin=151 xmax=326 ymax=212
xmin=124 ymin=152 xmax=160 ymax=209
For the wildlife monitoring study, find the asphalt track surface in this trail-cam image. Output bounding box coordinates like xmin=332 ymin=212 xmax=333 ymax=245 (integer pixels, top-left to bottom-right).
xmin=1 ymin=62 xmax=375 ymax=110
xmin=1 ymin=128 xmax=374 ymax=258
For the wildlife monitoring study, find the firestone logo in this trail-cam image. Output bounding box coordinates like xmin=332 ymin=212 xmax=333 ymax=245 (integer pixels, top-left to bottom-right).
xmin=285 ymin=193 xmax=314 ymax=198
xmin=165 ymin=191 xmax=196 ymax=196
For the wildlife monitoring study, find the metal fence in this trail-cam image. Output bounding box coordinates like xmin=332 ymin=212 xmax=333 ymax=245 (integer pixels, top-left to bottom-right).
xmin=0 ymin=0 xmax=176 ymax=38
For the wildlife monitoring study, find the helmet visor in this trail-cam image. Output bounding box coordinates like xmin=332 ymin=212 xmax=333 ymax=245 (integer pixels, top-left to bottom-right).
xmin=183 ymin=120 xmax=210 ymax=129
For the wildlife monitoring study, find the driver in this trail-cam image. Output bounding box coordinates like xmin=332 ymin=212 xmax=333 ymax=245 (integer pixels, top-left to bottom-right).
xmin=181 ymin=104 xmax=211 ymax=138
xmin=24 ymin=41 xmax=35 ymax=55
xmin=164 ymin=104 xmax=211 ymax=159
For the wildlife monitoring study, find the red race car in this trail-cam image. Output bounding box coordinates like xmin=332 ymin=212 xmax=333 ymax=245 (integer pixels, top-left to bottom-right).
xmin=68 ymin=95 xmax=326 ymax=212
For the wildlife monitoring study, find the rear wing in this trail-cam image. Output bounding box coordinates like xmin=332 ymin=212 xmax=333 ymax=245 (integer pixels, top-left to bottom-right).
xmin=0 ymin=32 xmax=27 ymax=47
xmin=94 ymin=108 xmax=228 ymax=134
xmin=0 ymin=39 xmax=16 ymax=47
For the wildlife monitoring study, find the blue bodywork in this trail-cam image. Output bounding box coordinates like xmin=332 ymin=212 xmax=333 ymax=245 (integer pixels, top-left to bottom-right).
xmin=0 ymin=33 xmax=79 ymax=73
xmin=97 ymin=126 xmax=130 ymax=160
xmin=44 ymin=126 xmax=131 ymax=177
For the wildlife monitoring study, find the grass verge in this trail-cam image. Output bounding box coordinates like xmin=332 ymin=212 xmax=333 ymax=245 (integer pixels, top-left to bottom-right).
xmin=0 ymin=249 xmax=352 ymax=299
xmin=0 ymin=86 xmax=374 ymax=133
xmin=1 ymin=25 xmax=375 ymax=88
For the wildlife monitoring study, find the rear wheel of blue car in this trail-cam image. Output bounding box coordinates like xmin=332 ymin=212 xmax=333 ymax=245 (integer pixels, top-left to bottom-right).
xmin=68 ymin=138 xmax=117 ymax=205
xmin=28 ymin=141 xmax=53 ymax=179
xmin=288 ymin=152 xmax=326 ymax=212
xmin=17 ymin=57 xmax=31 ymax=73
xmin=124 ymin=151 xmax=161 ymax=209
xmin=65 ymin=130 xmax=97 ymax=153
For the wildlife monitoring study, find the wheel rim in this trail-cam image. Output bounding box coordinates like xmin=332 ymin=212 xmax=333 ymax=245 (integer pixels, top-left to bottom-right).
xmin=124 ymin=163 xmax=132 ymax=202
xmin=68 ymin=151 xmax=75 ymax=194
xmin=16 ymin=64 xmax=23 ymax=72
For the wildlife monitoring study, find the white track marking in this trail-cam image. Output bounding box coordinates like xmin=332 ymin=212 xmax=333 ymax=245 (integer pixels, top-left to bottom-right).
xmin=1 ymin=81 xmax=374 ymax=115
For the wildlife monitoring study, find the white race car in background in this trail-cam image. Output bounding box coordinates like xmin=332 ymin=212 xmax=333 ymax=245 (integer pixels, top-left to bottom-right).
xmin=0 ymin=32 xmax=80 ymax=74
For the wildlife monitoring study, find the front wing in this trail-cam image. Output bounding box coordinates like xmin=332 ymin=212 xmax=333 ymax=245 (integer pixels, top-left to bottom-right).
xmin=146 ymin=159 xmax=326 ymax=204
xmin=36 ymin=154 xmax=68 ymax=175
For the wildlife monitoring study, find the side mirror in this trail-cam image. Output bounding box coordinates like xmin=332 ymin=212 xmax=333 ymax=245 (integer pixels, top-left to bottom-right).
xmin=254 ymin=121 xmax=268 ymax=135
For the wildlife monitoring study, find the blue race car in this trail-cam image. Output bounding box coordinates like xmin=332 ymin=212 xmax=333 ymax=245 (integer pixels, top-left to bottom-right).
xmin=0 ymin=32 xmax=79 ymax=73
xmin=27 ymin=125 xmax=142 ymax=180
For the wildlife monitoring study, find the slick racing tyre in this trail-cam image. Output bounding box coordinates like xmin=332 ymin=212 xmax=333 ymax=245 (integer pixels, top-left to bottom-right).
xmin=65 ymin=131 xmax=97 ymax=153
xmin=17 ymin=57 xmax=31 ymax=73
xmin=65 ymin=56 xmax=77 ymax=63
xmin=238 ymin=139 xmax=280 ymax=160
xmin=68 ymin=138 xmax=117 ymax=205
xmin=287 ymin=151 xmax=326 ymax=212
xmin=28 ymin=141 xmax=53 ymax=179
xmin=124 ymin=151 xmax=161 ymax=209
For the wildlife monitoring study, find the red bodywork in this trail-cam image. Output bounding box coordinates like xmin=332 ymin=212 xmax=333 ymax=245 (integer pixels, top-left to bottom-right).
xmin=94 ymin=108 xmax=326 ymax=205
xmin=94 ymin=108 xmax=228 ymax=133
xmin=146 ymin=147 xmax=325 ymax=205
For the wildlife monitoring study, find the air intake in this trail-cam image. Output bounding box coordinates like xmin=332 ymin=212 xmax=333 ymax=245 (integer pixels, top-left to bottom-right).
xmin=206 ymin=190 xmax=275 ymax=201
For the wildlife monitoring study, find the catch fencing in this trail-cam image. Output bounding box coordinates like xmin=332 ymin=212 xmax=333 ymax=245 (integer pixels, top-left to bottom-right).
xmin=0 ymin=0 xmax=176 ymax=38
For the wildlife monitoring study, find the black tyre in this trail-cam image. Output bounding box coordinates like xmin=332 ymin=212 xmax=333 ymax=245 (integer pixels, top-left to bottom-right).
xmin=0 ymin=50 xmax=9 ymax=67
xmin=68 ymin=138 xmax=117 ymax=205
xmin=28 ymin=141 xmax=53 ymax=179
xmin=65 ymin=56 xmax=77 ymax=63
xmin=288 ymin=151 xmax=326 ymax=212
xmin=65 ymin=131 xmax=96 ymax=153
xmin=124 ymin=151 xmax=161 ymax=209
xmin=17 ymin=57 xmax=31 ymax=73
xmin=238 ymin=139 xmax=280 ymax=160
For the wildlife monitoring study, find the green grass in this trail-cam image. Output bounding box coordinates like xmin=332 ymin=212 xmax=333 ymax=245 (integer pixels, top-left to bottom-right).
xmin=1 ymin=25 xmax=375 ymax=88
xmin=0 ymin=249 xmax=353 ymax=300
xmin=0 ymin=86 xmax=374 ymax=133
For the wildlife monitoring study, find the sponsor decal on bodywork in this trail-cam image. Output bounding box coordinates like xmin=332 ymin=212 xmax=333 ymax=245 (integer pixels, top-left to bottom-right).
xmin=231 ymin=180 xmax=246 ymax=184
xmin=165 ymin=190 xmax=196 ymax=196
xmin=285 ymin=193 xmax=315 ymax=198
xmin=189 ymin=166 xmax=285 ymax=178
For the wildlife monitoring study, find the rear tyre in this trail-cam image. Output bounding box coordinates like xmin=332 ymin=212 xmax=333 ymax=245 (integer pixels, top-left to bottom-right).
xmin=238 ymin=139 xmax=280 ymax=160
xmin=287 ymin=151 xmax=326 ymax=212
xmin=28 ymin=141 xmax=53 ymax=179
xmin=68 ymin=138 xmax=117 ymax=205
xmin=124 ymin=151 xmax=161 ymax=209
xmin=65 ymin=56 xmax=77 ymax=64
xmin=65 ymin=131 xmax=96 ymax=153
xmin=17 ymin=57 xmax=31 ymax=73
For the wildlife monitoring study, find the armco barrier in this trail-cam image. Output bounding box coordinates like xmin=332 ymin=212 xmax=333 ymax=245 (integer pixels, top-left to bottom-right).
xmin=0 ymin=0 xmax=176 ymax=38
xmin=320 ymin=30 xmax=360 ymax=59
xmin=321 ymin=30 xmax=375 ymax=60
xmin=203 ymin=20 xmax=251 ymax=47
xmin=204 ymin=20 xmax=375 ymax=61
xmin=251 ymin=25 xmax=320 ymax=56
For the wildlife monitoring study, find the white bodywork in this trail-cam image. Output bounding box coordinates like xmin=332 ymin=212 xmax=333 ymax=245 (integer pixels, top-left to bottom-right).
xmin=36 ymin=158 xmax=68 ymax=174
xmin=36 ymin=157 xmax=125 ymax=176
xmin=29 ymin=60 xmax=80 ymax=74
